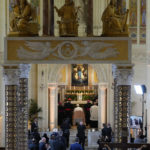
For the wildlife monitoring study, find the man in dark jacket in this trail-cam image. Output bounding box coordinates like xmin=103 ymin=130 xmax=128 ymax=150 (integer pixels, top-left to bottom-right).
xmin=31 ymin=119 xmax=38 ymax=133
xmin=58 ymin=102 xmax=64 ymax=126
xmin=61 ymin=118 xmax=71 ymax=147
xmin=84 ymin=100 xmax=92 ymax=126
xmin=106 ymin=123 xmax=112 ymax=142
xmin=77 ymin=121 xmax=86 ymax=150
xmin=101 ymin=123 xmax=107 ymax=142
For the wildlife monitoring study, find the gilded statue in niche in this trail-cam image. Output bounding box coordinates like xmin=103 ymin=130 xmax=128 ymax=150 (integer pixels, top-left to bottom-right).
xmin=9 ymin=0 xmax=39 ymax=36
xmin=54 ymin=0 xmax=80 ymax=36
xmin=101 ymin=0 xmax=129 ymax=37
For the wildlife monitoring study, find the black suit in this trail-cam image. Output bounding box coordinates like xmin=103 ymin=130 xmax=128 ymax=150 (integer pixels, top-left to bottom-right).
xmin=84 ymin=103 xmax=92 ymax=126
xmin=77 ymin=124 xmax=86 ymax=150
xmin=31 ymin=122 xmax=38 ymax=133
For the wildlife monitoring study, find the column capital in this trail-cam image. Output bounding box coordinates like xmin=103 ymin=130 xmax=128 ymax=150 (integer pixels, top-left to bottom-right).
xmin=19 ymin=64 xmax=31 ymax=78
xmin=112 ymin=64 xmax=134 ymax=85
xmin=3 ymin=65 xmax=20 ymax=85
xmin=98 ymin=83 xmax=107 ymax=90
xmin=48 ymin=83 xmax=58 ymax=89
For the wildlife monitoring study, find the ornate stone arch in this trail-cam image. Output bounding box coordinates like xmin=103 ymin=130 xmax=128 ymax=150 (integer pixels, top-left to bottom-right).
xmin=47 ymin=64 xmax=110 ymax=84
xmin=90 ymin=64 xmax=109 ymax=83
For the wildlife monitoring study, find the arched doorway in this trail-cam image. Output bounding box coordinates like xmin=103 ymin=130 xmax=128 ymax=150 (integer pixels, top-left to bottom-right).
xmin=37 ymin=64 xmax=112 ymax=131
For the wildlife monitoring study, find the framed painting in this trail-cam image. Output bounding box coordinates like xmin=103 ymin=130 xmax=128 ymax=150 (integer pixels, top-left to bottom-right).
xmin=72 ymin=64 xmax=88 ymax=86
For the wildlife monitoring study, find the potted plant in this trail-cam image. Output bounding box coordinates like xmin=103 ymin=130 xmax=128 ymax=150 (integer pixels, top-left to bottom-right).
xmin=28 ymin=99 xmax=42 ymax=124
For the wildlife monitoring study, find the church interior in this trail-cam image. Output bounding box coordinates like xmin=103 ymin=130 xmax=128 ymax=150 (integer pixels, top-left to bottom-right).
xmin=0 ymin=0 xmax=150 ymax=149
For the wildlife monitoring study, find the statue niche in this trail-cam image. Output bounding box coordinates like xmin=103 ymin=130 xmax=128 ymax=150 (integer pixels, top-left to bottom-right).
xmin=101 ymin=0 xmax=129 ymax=37
xmin=9 ymin=0 xmax=39 ymax=36
xmin=54 ymin=0 xmax=80 ymax=37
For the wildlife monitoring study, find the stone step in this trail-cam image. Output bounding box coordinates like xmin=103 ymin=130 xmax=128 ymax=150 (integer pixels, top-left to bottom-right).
xmin=67 ymin=146 xmax=98 ymax=150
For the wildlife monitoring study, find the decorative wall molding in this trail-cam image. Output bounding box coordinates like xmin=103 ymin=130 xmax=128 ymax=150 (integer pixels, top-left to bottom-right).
xmin=5 ymin=37 xmax=131 ymax=64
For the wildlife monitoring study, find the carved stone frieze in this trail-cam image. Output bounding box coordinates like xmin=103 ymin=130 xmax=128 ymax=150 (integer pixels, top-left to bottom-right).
xmin=3 ymin=66 xmax=20 ymax=85
xmin=5 ymin=37 xmax=131 ymax=64
xmin=112 ymin=64 xmax=133 ymax=85
xmin=19 ymin=64 xmax=31 ymax=78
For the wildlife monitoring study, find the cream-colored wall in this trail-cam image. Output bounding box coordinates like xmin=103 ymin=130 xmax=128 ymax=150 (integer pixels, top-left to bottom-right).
xmin=28 ymin=64 xmax=38 ymax=101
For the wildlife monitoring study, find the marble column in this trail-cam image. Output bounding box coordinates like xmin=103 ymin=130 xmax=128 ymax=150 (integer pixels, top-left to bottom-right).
xmin=43 ymin=0 xmax=54 ymax=36
xmin=87 ymin=0 xmax=93 ymax=36
xmin=112 ymin=64 xmax=133 ymax=143
xmin=98 ymin=83 xmax=107 ymax=129
xmin=43 ymin=0 xmax=49 ymax=35
xmin=3 ymin=65 xmax=20 ymax=150
xmin=48 ymin=83 xmax=58 ymax=130
xmin=61 ymin=86 xmax=65 ymax=103
xmin=17 ymin=64 xmax=31 ymax=150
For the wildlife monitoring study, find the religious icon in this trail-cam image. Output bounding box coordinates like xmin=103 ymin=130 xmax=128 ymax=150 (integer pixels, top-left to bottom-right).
xmin=72 ymin=64 xmax=88 ymax=86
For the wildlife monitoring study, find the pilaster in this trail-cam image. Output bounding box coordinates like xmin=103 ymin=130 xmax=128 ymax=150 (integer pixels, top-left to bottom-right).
xmin=48 ymin=83 xmax=58 ymax=130
xmin=112 ymin=64 xmax=133 ymax=143
xmin=3 ymin=65 xmax=20 ymax=150
xmin=17 ymin=64 xmax=30 ymax=150
xmin=98 ymin=83 xmax=107 ymax=129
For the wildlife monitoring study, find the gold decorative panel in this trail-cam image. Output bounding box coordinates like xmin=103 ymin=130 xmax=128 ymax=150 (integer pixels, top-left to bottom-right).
xmin=5 ymin=37 xmax=131 ymax=64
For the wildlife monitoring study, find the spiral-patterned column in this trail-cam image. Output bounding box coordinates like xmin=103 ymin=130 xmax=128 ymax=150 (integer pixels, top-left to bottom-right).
xmin=112 ymin=64 xmax=133 ymax=143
